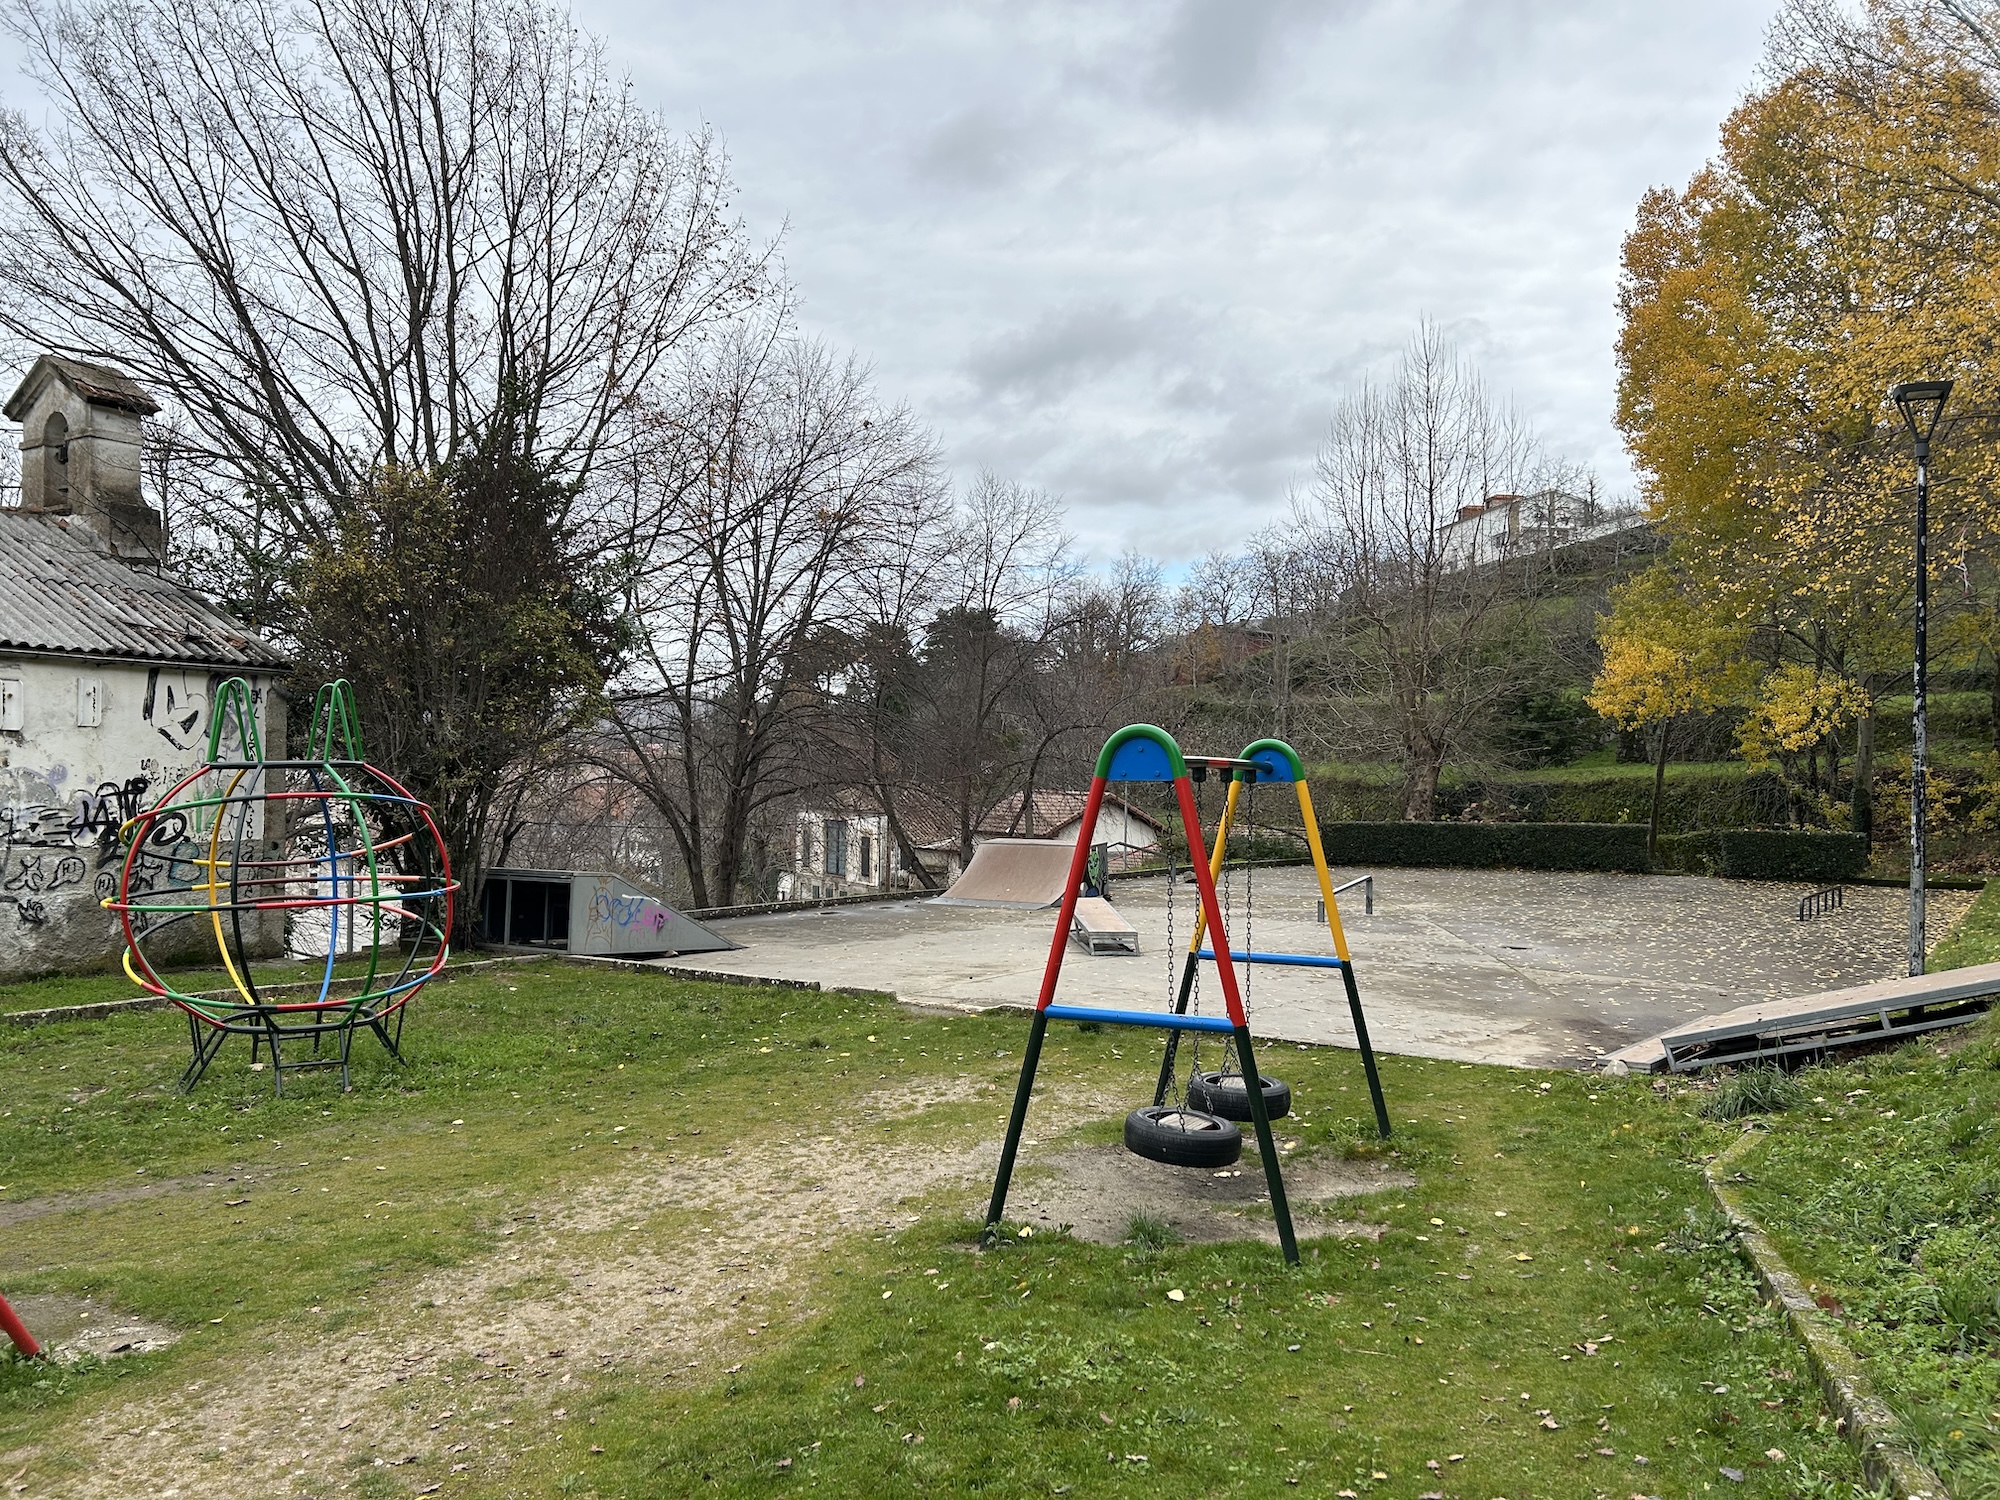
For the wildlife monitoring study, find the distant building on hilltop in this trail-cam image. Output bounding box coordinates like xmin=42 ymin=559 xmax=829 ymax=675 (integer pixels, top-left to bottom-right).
xmin=1437 ymin=488 xmax=1649 ymax=571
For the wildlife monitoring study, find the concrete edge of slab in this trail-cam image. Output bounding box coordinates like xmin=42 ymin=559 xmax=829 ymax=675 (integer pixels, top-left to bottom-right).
xmin=1704 ymin=1129 xmax=1947 ymax=1500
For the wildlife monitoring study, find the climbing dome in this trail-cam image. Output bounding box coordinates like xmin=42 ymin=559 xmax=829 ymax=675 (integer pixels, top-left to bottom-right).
xmin=107 ymin=678 xmax=455 ymax=1093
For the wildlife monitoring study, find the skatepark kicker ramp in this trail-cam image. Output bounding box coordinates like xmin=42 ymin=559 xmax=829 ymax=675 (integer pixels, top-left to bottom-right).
xmin=932 ymin=838 xmax=1079 ymax=909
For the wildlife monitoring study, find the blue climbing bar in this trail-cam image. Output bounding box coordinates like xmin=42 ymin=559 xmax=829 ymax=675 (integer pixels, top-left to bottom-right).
xmin=1196 ymin=948 xmax=1351 ymax=971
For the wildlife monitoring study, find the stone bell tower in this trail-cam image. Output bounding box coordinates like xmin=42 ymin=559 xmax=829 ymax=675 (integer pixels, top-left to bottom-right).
xmin=4 ymin=354 xmax=164 ymax=565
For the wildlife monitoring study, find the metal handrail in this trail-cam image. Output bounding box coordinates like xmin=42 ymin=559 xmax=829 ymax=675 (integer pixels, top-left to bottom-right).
xmin=1321 ymin=873 xmax=1374 ymax=918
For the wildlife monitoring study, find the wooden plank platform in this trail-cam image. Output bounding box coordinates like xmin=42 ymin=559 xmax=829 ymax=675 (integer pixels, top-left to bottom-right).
xmin=1606 ymin=960 xmax=2000 ymax=1074
xmin=1069 ymin=896 xmax=1139 ymax=956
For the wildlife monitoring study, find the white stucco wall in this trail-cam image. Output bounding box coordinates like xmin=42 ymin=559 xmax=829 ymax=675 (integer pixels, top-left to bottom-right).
xmin=783 ymin=808 xmax=910 ymax=900
xmin=0 ymin=656 xmax=285 ymax=981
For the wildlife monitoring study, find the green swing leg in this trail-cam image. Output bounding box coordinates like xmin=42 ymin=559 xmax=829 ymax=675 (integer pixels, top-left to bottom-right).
xmin=1340 ymin=963 xmax=1392 ymax=1139
xmin=1234 ymin=1023 xmax=1299 ymax=1265
xmin=982 ymin=1010 xmax=1051 ymax=1246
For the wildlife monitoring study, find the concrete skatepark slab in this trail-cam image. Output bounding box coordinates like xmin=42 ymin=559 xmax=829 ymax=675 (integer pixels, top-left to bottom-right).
xmin=655 ymin=867 xmax=1976 ymax=1068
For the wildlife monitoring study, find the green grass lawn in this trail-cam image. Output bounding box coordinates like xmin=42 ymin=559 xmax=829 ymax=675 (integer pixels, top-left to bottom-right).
xmin=1718 ymin=881 xmax=2000 ymax=1498
xmin=1 ymin=961 xmax=1874 ymax=1498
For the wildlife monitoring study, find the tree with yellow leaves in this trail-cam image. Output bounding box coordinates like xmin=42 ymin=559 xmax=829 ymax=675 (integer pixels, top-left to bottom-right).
xmin=1589 ymin=568 xmax=1753 ymax=859
xmin=1616 ymin=0 xmax=2000 ymax=843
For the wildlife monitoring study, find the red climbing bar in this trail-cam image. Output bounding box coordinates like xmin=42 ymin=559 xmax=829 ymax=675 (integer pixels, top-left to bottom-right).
xmin=1032 ymin=774 xmax=1110 ymax=1013
xmin=0 ymin=1292 xmax=42 ymax=1358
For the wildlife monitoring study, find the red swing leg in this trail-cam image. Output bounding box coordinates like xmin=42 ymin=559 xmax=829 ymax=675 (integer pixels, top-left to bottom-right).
xmin=0 ymin=1292 xmax=42 ymax=1359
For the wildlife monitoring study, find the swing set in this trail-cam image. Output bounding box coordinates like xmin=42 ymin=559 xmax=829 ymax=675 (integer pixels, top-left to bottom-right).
xmin=983 ymin=724 xmax=1392 ymax=1266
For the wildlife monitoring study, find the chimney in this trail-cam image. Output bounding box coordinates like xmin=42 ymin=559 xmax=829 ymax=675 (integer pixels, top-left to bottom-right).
xmin=5 ymin=354 xmax=164 ymax=565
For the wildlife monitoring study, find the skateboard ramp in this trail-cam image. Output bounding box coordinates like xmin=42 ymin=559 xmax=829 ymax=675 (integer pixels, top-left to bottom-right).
xmin=481 ymin=869 xmax=736 ymax=956
xmin=932 ymin=838 xmax=1079 ymax=909
xmin=1606 ymin=959 xmax=2000 ymax=1074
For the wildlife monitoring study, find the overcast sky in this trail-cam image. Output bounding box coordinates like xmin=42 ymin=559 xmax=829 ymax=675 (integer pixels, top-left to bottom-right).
xmin=582 ymin=0 xmax=1779 ymax=562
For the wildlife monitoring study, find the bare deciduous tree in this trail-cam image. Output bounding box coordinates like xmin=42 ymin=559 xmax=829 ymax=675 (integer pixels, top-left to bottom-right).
xmin=605 ymin=319 xmax=941 ymax=908
xmin=0 ymin=0 xmax=763 ymax=561
xmin=1293 ymin=322 xmax=1558 ymax=819
xmin=910 ymin=475 xmax=1081 ymax=862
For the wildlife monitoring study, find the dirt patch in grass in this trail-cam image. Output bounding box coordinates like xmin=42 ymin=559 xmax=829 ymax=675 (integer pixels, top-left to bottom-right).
xmin=1006 ymin=1143 xmax=1409 ymax=1246
xmin=32 ymin=1130 xmax=995 ymax=1500
xmin=0 ymin=1163 xmax=287 ymax=1233
xmin=2 ymin=1294 xmax=177 ymax=1363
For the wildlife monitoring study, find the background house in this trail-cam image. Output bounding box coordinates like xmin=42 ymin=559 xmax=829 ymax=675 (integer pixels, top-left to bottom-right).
xmin=779 ymin=787 xmax=1162 ymax=900
xmin=0 ymin=356 xmax=290 ymax=981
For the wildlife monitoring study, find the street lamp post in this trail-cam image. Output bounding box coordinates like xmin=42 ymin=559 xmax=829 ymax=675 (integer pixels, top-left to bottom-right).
xmin=1889 ymin=379 xmax=1953 ymax=978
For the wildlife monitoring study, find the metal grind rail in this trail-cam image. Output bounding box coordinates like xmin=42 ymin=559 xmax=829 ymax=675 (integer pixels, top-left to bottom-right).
xmin=1319 ymin=873 xmax=1375 ymax=921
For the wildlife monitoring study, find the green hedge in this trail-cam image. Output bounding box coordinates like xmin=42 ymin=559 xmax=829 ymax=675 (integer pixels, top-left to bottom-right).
xmin=1308 ymin=765 xmax=1789 ymax=833
xmin=1316 ymin=821 xmax=1650 ymax=874
xmin=1654 ymin=829 xmax=1869 ymax=883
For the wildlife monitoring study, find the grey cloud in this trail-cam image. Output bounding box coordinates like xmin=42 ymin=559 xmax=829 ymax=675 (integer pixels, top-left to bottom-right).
xmin=913 ymin=108 xmax=1027 ymax=188
xmin=586 ymin=0 xmax=1780 ymax=561
xmin=963 ymin=302 xmax=1186 ymax=402
xmin=1153 ymin=0 xmax=1352 ymax=114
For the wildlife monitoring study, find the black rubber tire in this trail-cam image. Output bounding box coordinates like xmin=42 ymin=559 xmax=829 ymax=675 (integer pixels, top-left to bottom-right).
xmin=1123 ymin=1105 xmax=1242 ymax=1168
xmin=1185 ymin=1070 xmax=1292 ymax=1122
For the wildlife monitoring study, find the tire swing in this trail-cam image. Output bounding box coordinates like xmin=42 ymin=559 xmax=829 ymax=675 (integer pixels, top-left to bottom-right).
xmin=1154 ymin=754 xmax=1293 ymax=1125
xmin=1123 ymin=767 xmax=1241 ymax=1169
xmin=982 ymin=725 xmax=1302 ymax=1264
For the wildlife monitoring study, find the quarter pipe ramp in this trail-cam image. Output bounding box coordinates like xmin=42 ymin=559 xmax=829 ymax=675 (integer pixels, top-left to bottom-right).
xmin=932 ymin=838 xmax=1079 ymax=909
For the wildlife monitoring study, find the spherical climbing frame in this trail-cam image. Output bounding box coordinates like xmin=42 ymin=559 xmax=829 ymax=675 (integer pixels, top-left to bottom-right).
xmin=980 ymin=725 xmax=1393 ymax=1266
xmin=106 ymin=677 xmax=457 ymax=1095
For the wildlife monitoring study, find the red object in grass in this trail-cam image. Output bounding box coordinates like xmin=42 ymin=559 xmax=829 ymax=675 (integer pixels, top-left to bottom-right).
xmin=0 ymin=1291 xmax=41 ymax=1358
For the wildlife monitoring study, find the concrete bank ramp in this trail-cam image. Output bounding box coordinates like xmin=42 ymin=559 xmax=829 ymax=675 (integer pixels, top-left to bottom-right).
xmin=931 ymin=837 xmax=1077 ymax=909
xmin=1608 ymin=958 xmax=2000 ymax=1074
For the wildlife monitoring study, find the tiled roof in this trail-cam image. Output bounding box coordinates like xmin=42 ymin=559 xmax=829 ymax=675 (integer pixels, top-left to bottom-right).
xmin=0 ymin=509 xmax=289 ymax=668
xmin=979 ymin=790 xmax=1162 ymax=837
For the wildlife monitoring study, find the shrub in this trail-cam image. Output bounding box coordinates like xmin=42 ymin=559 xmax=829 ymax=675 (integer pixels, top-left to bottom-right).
xmin=1699 ymin=1066 xmax=1807 ymax=1120
xmin=1656 ymin=829 xmax=1869 ymax=882
xmin=1124 ymin=1212 xmax=1181 ymax=1250
xmin=1316 ymin=821 xmax=1650 ymax=873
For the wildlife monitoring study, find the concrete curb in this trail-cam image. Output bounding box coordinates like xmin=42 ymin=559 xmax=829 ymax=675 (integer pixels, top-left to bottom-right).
xmin=557 ymin=952 xmax=898 ymax=1004
xmin=1705 ymin=1129 xmax=1948 ymax=1500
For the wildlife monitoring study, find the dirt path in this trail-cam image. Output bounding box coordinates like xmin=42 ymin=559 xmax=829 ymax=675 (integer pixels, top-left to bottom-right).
xmin=10 ymin=1094 xmax=1000 ymax=1499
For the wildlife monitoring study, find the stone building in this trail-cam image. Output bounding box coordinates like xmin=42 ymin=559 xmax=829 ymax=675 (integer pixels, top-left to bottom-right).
xmin=0 ymin=356 xmax=289 ymax=982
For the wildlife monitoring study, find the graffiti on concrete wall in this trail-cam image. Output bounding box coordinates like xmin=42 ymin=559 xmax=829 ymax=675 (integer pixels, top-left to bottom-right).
xmin=587 ymin=884 xmax=671 ymax=939
xmin=2 ymin=776 xmax=159 ymax=928
xmin=142 ymin=668 xmax=223 ymax=752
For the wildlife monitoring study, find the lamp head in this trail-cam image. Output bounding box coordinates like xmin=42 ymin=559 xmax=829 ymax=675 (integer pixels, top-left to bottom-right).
xmin=1889 ymin=379 xmax=1954 ymax=446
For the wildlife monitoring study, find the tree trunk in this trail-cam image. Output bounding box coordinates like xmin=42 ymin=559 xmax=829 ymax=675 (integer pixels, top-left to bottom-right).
xmin=1852 ymin=709 xmax=1876 ymax=838
xmin=1648 ymin=717 xmax=1672 ymax=865
xmin=1402 ymin=756 xmax=1443 ymax=821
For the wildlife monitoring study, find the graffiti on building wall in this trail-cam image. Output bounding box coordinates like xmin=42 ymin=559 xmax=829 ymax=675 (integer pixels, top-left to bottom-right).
xmin=2 ymin=775 xmax=212 ymax=929
xmin=3 ymin=671 xmax=251 ymax=936
xmin=142 ymin=668 xmax=224 ymax=752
